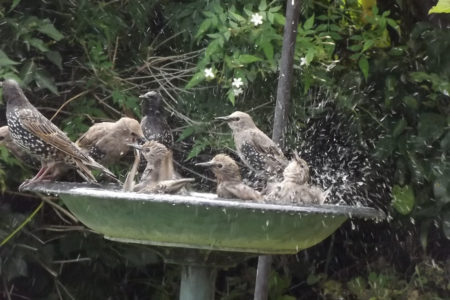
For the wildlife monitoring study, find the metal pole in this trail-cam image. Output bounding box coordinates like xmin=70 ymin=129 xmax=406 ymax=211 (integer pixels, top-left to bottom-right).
xmin=179 ymin=265 xmax=216 ymax=300
xmin=254 ymin=0 xmax=301 ymax=299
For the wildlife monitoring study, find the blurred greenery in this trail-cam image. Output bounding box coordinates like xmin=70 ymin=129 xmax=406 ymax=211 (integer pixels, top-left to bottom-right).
xmin=0 ymin=0 xmax=449 ymax=299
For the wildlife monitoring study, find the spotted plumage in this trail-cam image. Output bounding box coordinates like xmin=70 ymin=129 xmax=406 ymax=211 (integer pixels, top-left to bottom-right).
xmin=216 ymin=111 xmax=288 ymax=180
xmin=196 ymin=154 xmax=262 ymax=202
xmin=139 ymin=91 xmax=173 ymax=146
xmin=3 ymin=79 xmax=118 ymax=185
xmin=76 ymin=117 xmax=145 ymax=165
xmin=265 ymin=152 xmax=329 ymax=205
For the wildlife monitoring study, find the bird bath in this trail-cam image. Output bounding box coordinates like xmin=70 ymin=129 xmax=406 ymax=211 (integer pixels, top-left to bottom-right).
xmin=23 ymin=182 xmax=385 ymax=300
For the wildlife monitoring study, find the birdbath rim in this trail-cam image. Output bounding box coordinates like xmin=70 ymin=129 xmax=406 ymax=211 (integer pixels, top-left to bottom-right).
xmin=22 ymin=181 xmax=386 ymax=220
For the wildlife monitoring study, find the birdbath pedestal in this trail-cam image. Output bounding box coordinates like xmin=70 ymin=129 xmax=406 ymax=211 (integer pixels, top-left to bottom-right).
xmin=23 ymin=182 xmax=385 ymax=300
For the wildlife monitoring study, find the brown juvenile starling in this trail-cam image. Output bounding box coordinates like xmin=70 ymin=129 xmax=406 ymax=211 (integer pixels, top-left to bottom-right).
xmin=76 ymin=117 xmax=145 ymax=165
xmin=139 ymin=91 xmax=173 ymax=146
xmin=265 ymin=153 xmax=329 ymax=205
xmin=129 ymin=140 xmax=192 ymax=194
xmin=3 ymin=79 xmax=118 ymax=185
xmin=216 ymin=111 xmax=288 ymax=179
xmin=196 ymin=154 xmax=263 ymax=202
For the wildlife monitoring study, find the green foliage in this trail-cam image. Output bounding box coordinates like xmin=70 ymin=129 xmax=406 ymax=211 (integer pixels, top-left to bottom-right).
xmin=429 ymin=0 xmax=450 ymax=14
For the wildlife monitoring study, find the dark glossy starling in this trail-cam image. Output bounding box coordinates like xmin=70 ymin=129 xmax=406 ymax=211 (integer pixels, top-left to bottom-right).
xmin=3 ymin=79 xmax=118 ymax=185
xmin=129 ymin=141 xmax=192 ymax=194
xmin=139 ymin=91 xmax=173 ymax=146
xmin=196 ymin=154 xmax=263 ymax=202
xmin=216 ymin=111 xmax=288 ymax=179
xmin=265 ymin=153 xmax=329 ymax=205
xmin=76 ymin=117 xmax=145 ymax=165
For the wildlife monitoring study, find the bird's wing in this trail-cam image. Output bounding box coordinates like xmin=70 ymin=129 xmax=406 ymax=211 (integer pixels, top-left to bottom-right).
xmin=223 ymin=182 xmax=262 ymax=201
xmin=76 ymin=123 xmax=112 ymax=148
xmin=248 ymin=130 xmax=288 ymax=173
xmin=19 ymin=108 xmax=93 ymax=164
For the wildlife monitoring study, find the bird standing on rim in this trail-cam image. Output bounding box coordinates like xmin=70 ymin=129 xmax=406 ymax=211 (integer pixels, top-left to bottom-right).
xmin=265 ymin=152 xmax=329 ymax=205
xmin=128 ymin=140 xmax=193 ymax=194
xmin=3 ymin=79 xmax=118 ymax=186
xmin=216 ymin=111 xmax=288 ymax=179
xmin=139 ymin=91 xmax=173 ymax=147
xmin=196 ymin=154 xmax=263 ymax=202
xmin=76 ymin=117 xmax=145 ymax=166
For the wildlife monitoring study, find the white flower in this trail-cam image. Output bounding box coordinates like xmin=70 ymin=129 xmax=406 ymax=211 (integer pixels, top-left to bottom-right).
xmin=204 ymin=68 xmax=215 ymax=79
xmin=233 ymin=88 xmax=243 ymax=96
xmin=232 ymin=77 xmax=244 ymax=88
xmin=300 ymin=57 xmax=307 ymax=66
xmin=250 ymin=13 xmax=263 ymax=26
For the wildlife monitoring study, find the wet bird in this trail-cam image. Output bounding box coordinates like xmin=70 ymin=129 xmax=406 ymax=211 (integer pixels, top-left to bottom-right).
xmin=265 ymin=153 xmax=329 ymax=205
xmin=139 ymin=91 xmax=173 ymax=146
xmin=76 ymin=117 xmax=145 ymax=165
xmin=216 ymin=111 xmax=288 ymax=179
xmin=129 ymin=140 xmax=192 ymax=194
xmin=196 ymin=154 xmax=263 ymax=202
xmin=3 ymin=79 xmax=118 ymax=185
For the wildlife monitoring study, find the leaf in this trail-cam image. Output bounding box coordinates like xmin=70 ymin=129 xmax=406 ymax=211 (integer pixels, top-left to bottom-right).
xmin=34 ymin=70 xmax=59 ymax=95
xmin=195 ymin=19 xmax=212 ymax=39
xmin=303 ymin=15 xmax=315 ymax=30
xmin=362 ymin=39 xmax=375 ymax=52
xmin=258 ymin=0 xmax=267 ymax=11
xmin=9 ymin=0 xmax=22 ymax=12
xmin=429 ymin=0 xmax=450 ymax=14
xmin=28 ymin=38 xmax=49 ymax=52
xmin=392 ymin=119 xmax=406 ymax=137
xmin=185 ymin=71 xmax=204 ymax=89
xmin=433 ymin=175 xmax=450 ymax=204
xmin=261 ymin=41 xmax=274 ymax=61
xmin=0 ymin=50 xmax=19 ymax=67
xmin=37 ymin=21 xmax=64 ymax=41
xmin=237 ymin=54 xmax=262 ymax=64
xmin=392 ymin=185 xmax=415 ymax=215
xmin=305 ymin=48 xmax=315 ymax=64
xmin=358 ymin=56 xmax=369 ymax=80
xmin=442 ymin=209 xmax=450 ymax=239
xmin=228 ymin=90 xmax=235 ymax=105
xmin=45 ymin=51 xmax=63 ymax=70
xmin=177 ymin=127 xmax=195 ymax=142
xmin=417 ymin=113 xmax=446 ymax=142
xmin=19 ymin=60 xmax=36 ymax=85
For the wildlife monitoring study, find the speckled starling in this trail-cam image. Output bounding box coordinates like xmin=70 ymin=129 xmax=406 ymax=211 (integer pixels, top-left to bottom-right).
xmin=216 ymin=111 xmax=288 ymax=179
xmin=3 ymin=79 xmax=118 ymax=185
xmin=139 ymin=91 xmax=173 ymax=146
xmin=196 ymin=154 xmax=263 ymax=202
xmin=129 ymin=140 xmax=192 ymax=194
xmin=76 ymin=117 xmax=145 ymax=165
xmin=265 ymin=153 xmax=329 ymax=205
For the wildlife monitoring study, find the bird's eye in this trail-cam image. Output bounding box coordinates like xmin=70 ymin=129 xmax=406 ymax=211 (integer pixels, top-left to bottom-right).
xmin=0 ymin=136 xmax=4 ymax=141
xmin=217 ymin=164 xmax=223 ymax=168
xmin=145 ymin=148 xmax=151 ymax=153
xmin=235 ymin=117 xmax=240 ymax=121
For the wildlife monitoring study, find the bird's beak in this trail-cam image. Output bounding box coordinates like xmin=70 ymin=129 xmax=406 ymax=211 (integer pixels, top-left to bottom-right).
xmin=128 ymin=143 xmax=143 ymax=150
xmin=195 ymin=161 xmax=217 ymax=167
xmin=215 ymin=115 xmax=239 ymax=122
xmin=138 ymin=94 xmax=146 ymax=99
xmin=136 ymin=136 xmax=146 ymax=145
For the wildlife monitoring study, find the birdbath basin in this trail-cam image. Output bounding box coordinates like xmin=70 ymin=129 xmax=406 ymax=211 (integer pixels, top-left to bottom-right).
xmin=23 ymin=182 xmax=385 ymax=299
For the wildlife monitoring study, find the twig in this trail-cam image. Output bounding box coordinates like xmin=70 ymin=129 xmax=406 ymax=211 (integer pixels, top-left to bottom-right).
xmin=0 ymin=201 xmax=44 ymax=247
xmin=50 ymin=90 xmax=90 ymax=121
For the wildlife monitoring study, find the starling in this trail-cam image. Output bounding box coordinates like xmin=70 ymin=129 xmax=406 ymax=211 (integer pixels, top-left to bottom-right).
xmin=216 ymin=111 xmax=288 ymax=179
xmin=139 ymin=91 xmax=173 ymax=146
xmin=76 ymin=117 xmax=145 ymax=165
xmin=265 ymin=153 xmax=329 ymax=205
xmin=196 ymin=154 xmax=263 ymax=202
xmin=129 ymin=141 xmax=192 ymax=194
xmin=3 ymin=79 xmax=118 ymax=185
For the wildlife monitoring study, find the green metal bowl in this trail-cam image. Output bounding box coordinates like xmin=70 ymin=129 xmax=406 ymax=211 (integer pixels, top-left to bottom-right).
xmin=24 ymin=182 xmax=385 ymax=254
